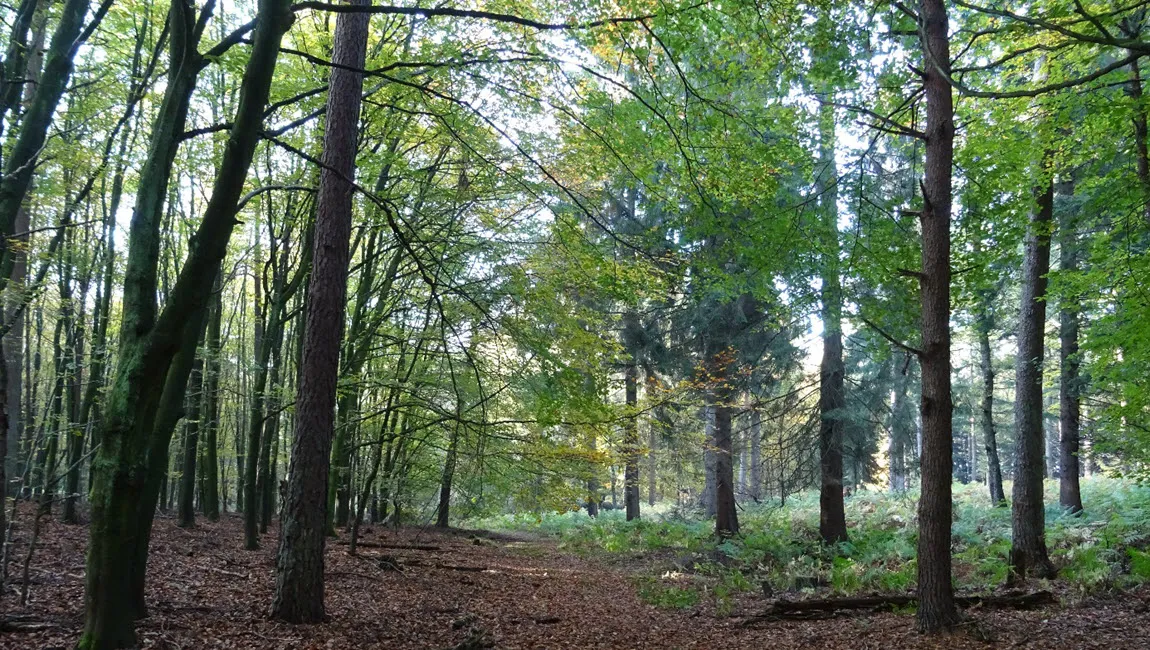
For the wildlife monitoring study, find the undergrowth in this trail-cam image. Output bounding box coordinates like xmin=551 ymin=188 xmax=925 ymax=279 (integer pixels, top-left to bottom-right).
xmin=468 ymin=477 xmax=1150 ymax=609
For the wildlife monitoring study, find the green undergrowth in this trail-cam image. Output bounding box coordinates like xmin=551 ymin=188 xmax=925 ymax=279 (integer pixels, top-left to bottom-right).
xmin=468 ymin=477 xmax=1150 ymax=609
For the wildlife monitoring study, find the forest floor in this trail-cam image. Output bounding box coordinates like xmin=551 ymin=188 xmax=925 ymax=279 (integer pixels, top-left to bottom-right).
xmin=2 ymin=506 xmax=1150 ymax=649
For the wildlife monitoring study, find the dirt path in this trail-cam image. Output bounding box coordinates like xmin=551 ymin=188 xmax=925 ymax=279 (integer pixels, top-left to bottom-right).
xmin=3 ymin=512 xmax=1149 ymax=648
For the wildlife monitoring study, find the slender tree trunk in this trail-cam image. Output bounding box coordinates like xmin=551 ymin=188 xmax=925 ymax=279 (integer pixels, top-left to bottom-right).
xmin=1010 ymin=172 xmax=1057 ymax=582
xmin=435 ymin=423 xmax=459 ymax=528
xmin=975 ymin=292 xmax=1006 ymax=505
xmin=271 ymin=0 xmax=368 ymax=623
xmin=623 ymin=360 xmax=640 ymax=521
xmin=201 ymin=277 xmax=223 ymax=520
xmin=646 ymin=371 xmax=658 ymax=506
xmin=1058 ymin=178 xmax=1083 ymax=514
xmin=915 ymin=0 xmax=960 ymax=631
xmin=889 ymin=360 xmax=911 ymax=492
xmin=749 ymin=401 xmax=761 ymax=500
xmin=177 ymin=348 xmax=205 ymax=527
xmin=700 ymin=404 xmax=716 ymax=517
xmin=258 ymin=348 xmax=282 ymax=533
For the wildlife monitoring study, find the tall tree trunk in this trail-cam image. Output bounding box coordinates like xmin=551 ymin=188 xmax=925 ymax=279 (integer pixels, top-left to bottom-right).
xmin=713 ymin=389 xmax=738 ymax=536
xmin=1058 ymin=178 xmax=1083 ymax=514
xmin=79 ymin=0 xmax=294 ymax=644
xmin=623 ymin=360 xmax=640 ymax=521
xmin=271 ymin=0 xmax=368 ymax=623
xmin=699 ymin=404 xmax=716 ymax=517
xmin=646 ymin=370 xmax=658 ymax=506
xmin=749 ymin=401 xmax=761 ymax=500
xmin=435 ymin=423 xmax=460 ymax=528
xmin=888 ymin=358 xmax=911 ymax=492
xmin=258 ymin=347 xmax=282 ymax=533
xmin=817 ymin=88 xmax=848 ymax=546
xmin=177 ymin=347 xmax=205 ymax=527
xmin=915 ymin=0 xmax=960 ymax=632
xmin=976 ymin=291 xmax=1006 ymax=505
xmin=200 ymin=277 xmax=223 ymax=520
xmin=1010 ymin=173 xmax=1057 ymax=581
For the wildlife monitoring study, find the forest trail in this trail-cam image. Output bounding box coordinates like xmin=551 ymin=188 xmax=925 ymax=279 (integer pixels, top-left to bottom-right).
xmin=3 ymin=510 xmax=1149 ymax=649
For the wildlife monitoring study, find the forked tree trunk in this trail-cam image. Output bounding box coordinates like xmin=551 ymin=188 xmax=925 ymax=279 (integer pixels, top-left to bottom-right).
xmin=271 ymin=0 xmax=368 ymax=623
xmin=79 ymin=0 xmax=294 ymax=645
xmin=914 ymin=0 xmax=960 ymax=632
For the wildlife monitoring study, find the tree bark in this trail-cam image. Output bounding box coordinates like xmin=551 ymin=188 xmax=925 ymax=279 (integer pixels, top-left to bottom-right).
xmin=646 ymin=370 xmax=658 ymax=506
xmin=271 ymin=0 xmax=368 ymax=623
xmin=1057 ymin=178 xmax=1083 ymax=514
xmin=914 ymin=0 xmax=960 ymax=632
xmin=435 ymin=423 xmax=460 ymax=528
xmin=177 ymin=345 xmax=205 ymax=527
xmin=200 ymin=276 xmax=223 ymax=520
xmin=975 ymin=290 xmax=1006 ymax=505
xmin=623 ymin=360 xmax=640 ymax=521
xmin=749 ymin=401 xmax=762 ymax=500
xmin=700 ymin=404 xmax=717 ymax=517
xmin=817 ymin=87 xmax=848 ymax=546
xmin=1010 ymin=173 xmax=1057 ymax=582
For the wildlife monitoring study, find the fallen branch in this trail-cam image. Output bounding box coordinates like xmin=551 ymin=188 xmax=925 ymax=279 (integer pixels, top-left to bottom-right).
xmin=335 ymin=540 xmax=440 ymax=551
xmin=0 ymin=616 xmax=59 ymax=632
xmin=746 ymin=590 xmax=1055 ymax=623
xmin=437 ymin=564 xmax=491 ymax=572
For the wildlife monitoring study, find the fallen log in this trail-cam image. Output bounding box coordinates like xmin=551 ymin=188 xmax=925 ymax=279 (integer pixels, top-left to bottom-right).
xmin=747 ymin=590 xmax=1055 ymax=623
xmin=335 ymin=540 xmax=440 ymax=551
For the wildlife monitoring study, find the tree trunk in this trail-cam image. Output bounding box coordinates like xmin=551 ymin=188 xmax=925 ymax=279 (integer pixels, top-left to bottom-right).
xmin=1057 ymin=177 xmax=1083 ymax=514
xmin=975 ymin=291 xmax=1006 ymax=505
xmin=1010 ymin=172 xmax=1057 ymax=582
xmin=700 ymin=404 xmax=716 ymax=517
xmin=200 ymin=278 xmax=223 ymax=520
xmin=271 ymin=0 xmax=368 ymax=623
xmin=177 ymin=348 xmax=205 ymax=527
xmin=646 ymin=371 xmax=658 ymax=506
xmin=435 ymin=423 xmax=459 ymax=528
xmin=623 ymin=360 xmax=640 ymax=521
xmin=817 ymin=87 xmax=848 ymax=546
xmin=713 ymin=392 xmax=738 ymax=536
xmin=889 ymin=358 xmax=911 ymax=492
xmin=79 ymin=0 xmax=294 ymax=644
xmin=914 ymin=0 xmax=960 ymax=632
xmin=749 ymin=402 xmax=762 ymax=500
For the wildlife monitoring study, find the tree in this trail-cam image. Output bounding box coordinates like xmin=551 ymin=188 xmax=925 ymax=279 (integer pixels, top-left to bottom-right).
xmin=79 ymin=0 xmax=294 ymax=643
xmin=271 ymin=0 xmax=369 ymax=623
xmin=1010 ymin=168 xmax=1058 ymax=582
xmin=913 ymin=0 xmax=961 ymax=632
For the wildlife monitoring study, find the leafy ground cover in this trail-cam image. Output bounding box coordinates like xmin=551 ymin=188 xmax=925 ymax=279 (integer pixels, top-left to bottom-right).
xmin=470 ymin=477 xmax=1150 ymax=611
